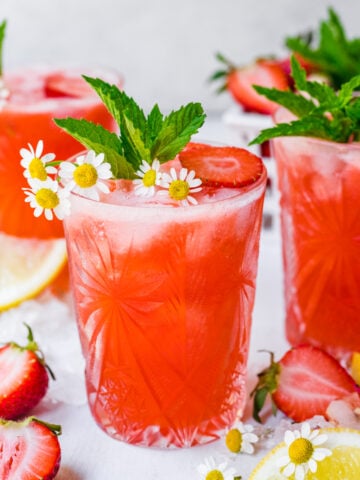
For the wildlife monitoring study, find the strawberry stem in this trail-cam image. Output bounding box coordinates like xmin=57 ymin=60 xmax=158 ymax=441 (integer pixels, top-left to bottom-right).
xmin=250 ymin=350 xmax=281 ymax=423
xmin=0 ymin=416 xmax=62 ymax=435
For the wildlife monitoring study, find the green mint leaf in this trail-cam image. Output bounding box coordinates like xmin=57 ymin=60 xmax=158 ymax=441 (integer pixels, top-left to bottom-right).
xmin=54 ymin=117 xmax=135 ymax=179
xmin=151 ymin=102 xmax=206 ymax=162
xmin=286 ymin=8 xmax=360 ymax=88
xmin=253 ymin=85 xmax=314 ymax=117
xmin=338 ymin=76 xmax=360 ymax=106
xmin=121 ymin=113 xmax=151 ymax=169
xmin=0 ymin=20 xmax=6 ymax=77
xmin=290 ymin=56 xmax=339 ymax=108
xmin=56 ymin=75 xmax=206 ymax=178
xmin=251 ymin=54 xmax=360 ymax=144
xmin=250 ymin=115 xmax=336 ymax=145
xmin=146 ymin=104 xmax=163 ymax=144
xmin=83 ymin=75 xmax=147 ymax=133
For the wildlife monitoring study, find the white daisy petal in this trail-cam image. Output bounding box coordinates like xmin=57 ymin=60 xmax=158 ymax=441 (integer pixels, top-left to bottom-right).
xmin=283 ymin=462 xmax=295 ymax=477
xmin=308 ymin=458 xmax=317 ymax=473
xmin=284 ymin=430 xmax=296 ymax=445
xmin=312 ymin=433 xmax=328 ymax=446
xmin=295 ymin=464 xmax=306 ymax=480
xmin=277 ymin=456 xmax=291 ymax=468
xmin=34 ymin=140 xmax=43 ymax=157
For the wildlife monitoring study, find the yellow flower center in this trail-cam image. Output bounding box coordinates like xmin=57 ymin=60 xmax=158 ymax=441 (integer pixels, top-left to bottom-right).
xmin=288 ymin=438 xmax=314 ymax=465
xmin=142 ymin=169 xmax=156 ymax=187
xmin=168 ymin=179 xmax=190 ymax=201
xmin=35 ymin=188 xmax=59 ymax=209
xmin=225 ymin=428 xmax=242 ymax=453
xmin=29 ymin=157 xmax=47 ymax=181
xmin=205 ymin=470 xmax=224 ymax=480
xmin=73 ymin=164 xmax=98 ymax=188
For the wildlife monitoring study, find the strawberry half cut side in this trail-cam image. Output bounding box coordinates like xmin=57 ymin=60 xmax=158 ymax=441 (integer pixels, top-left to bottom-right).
xmin=179 ymin=143 xmax=264 ymax=188
xmin=251 ymin=345 xmax=359 ymax=423
xmin=0 ymin=417 xmax=61 ymax=479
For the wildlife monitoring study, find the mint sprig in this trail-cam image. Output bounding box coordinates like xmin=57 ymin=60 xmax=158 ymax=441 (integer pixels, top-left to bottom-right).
xmin=250 ymin=55 xmax=360 ymax=145
xmin=286 ymin=8 xmax=360 ymax=88
xmin=0 ymin=20 xmax=6 ymax=77
xmin=54 ymin=78 xmax=206 ymax=179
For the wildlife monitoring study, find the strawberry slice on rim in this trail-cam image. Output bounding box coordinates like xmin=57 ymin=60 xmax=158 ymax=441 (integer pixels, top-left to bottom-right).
xmin=179 ymin=143 xmax=264 ymax=188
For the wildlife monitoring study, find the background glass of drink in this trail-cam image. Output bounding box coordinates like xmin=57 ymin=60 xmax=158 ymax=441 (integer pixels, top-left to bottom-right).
xmin=0 ymin=66 xmax=122 ymax=239
xmin=273 ymin=108 xmax=360 ymax=359
xmin=63 ymin=148 xmax=267 ymax=448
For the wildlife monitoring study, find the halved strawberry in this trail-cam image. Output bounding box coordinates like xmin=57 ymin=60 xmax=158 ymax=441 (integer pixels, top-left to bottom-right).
xmin=44 ymin=71 xmax=95 ymax=98
xmin=0 ymin=417 xmax=61 ymax=479
xmin=227 ymin=59 xmax=289 ymax=114
xmin=210 ymin=53 xmax=290 ymax=115
xmin=0 ymin=324 xmax=54 ymax=420
xmin=179 ymin=143 xmax=264 ymax=188
xmin=252 ymin=345 xmax=359 ymax=423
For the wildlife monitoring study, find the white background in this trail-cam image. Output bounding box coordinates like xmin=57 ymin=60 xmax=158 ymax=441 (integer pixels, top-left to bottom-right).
xmin=1 ymin=0 xmax=359 ymax=112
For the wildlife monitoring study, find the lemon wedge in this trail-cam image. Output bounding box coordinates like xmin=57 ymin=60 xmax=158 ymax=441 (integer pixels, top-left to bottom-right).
xmin=249 ymin=427 xmax=360 ymax=480
xmin=0 ymin=232 xmax=67 ymax=310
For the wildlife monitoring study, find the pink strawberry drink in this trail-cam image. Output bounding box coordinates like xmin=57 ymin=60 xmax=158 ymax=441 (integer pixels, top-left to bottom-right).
xmin=0 ymin=66 xmax=122 ymax=239
xmin=273 ymin=108 xmax=360 ymax=358
xmin=63 ymin=149 xmax=267 ymax=448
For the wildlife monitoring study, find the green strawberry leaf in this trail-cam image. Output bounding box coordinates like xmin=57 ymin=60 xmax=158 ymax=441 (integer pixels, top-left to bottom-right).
xmin=54 ymin=117 xmax=135 ymax=179
xmin=0 ymin=20 xmax=6 ymax=77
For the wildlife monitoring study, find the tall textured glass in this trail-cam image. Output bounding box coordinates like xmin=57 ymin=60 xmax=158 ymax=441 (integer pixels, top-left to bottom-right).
xmin=273 ymin=109 xmax=360 ymax=359
xmin=63 ymin=151 xmax=266 ymax=448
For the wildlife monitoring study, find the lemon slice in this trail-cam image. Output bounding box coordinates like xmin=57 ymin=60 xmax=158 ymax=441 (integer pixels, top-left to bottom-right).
xmin=0 ymin=232 xmax=67 ymax=310
xmin=249 ymin=427 xmax=360 ymax=480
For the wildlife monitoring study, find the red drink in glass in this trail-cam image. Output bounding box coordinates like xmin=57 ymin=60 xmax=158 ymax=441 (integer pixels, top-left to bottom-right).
xmin=0 ymin=67 xmax=122 ymax=239
xmin=273 ymin=109 xmax=360 ymax=358
xmin=63 ymin=150 xmax=266 ymax=448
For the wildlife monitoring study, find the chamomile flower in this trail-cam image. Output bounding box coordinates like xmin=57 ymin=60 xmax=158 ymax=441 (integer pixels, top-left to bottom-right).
xmin=20 ymin=140 xmax=57 ymax=181
xmin=197 ymin=456 xmax=236 ymax=480
xmin=59 ymin=150 xmax=112 ymax=200
xmin=277 ymin=422 xmax=332 ymax=480
xmin=160 ymin=167 xmax=202 ymax=206
xmin=23 ymin=178 xmax=71 ymax=221
xmin=133 ymin=159 xmax=162 ymax=197
xmin=225 ymin=421 xmax=259 ymax=455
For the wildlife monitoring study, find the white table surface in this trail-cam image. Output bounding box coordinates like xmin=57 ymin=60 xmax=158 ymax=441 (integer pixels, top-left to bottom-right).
xmin=1 ymin=116 xmax=291 ymax=480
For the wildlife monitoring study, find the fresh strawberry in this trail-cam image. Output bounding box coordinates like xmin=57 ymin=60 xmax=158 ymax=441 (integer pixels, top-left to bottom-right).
xmin=210 ymin=53 xmax=290 ymax=114
xmin=0 ymin=324 xmax=54 ymax=420
xmin=44 ymin=71 xmax=95 ymax=98
xmin=179 ymin=143 xmax=264 ymax=188
xmin=0 ymin=416 xmax=61 ymax=479
xmin=251 ymin=345 xmax=359 ymax=423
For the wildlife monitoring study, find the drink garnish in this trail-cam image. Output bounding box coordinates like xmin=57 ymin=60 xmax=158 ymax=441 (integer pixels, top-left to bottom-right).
xmin=249 ymin=55 xmax=360 ymax=145
xmin=0 ymin=20 xmax=9 ymax=107
xmin=0 ymin=20 xmax=6 ymax=78
xmin=54 ymin=78 xmax=206 ymax=180
xmin=286 ymin=7 xmax=360 ymax=89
